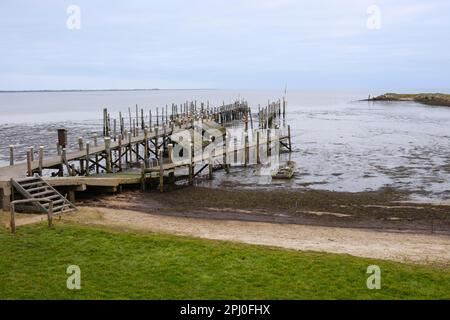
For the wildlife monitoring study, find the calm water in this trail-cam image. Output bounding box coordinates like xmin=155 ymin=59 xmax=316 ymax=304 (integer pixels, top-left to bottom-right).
xmin=1 ymin=89 xmax=449 ymax=200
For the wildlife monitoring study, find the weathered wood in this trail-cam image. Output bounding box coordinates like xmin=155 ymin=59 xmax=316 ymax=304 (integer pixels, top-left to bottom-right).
xmin=38 ymin=146 xmax=44 ymax=176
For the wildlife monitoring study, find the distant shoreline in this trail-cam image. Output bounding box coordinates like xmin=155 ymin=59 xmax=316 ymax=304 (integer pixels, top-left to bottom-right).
xmin=0 ymin=88 xmax=217 ymax=93
xmin=365 ymin=93 xmax=450 ymax=107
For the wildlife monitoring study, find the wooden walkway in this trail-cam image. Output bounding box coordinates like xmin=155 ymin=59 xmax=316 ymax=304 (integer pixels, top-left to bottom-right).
xmin=0 ymin=98 xmax=291 ymax=210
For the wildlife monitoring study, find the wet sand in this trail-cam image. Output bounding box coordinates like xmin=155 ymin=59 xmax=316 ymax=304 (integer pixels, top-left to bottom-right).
xmin=78 ymin=187 xmax=450 ymax=235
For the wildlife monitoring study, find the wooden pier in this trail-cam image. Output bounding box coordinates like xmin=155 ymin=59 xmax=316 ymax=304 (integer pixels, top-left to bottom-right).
xmin=0 ymin=98 xmax=291 ymax=211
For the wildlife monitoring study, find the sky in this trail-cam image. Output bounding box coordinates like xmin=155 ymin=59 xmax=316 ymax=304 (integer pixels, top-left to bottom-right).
xmin=0 ymin=0 xmax=449 ymax=91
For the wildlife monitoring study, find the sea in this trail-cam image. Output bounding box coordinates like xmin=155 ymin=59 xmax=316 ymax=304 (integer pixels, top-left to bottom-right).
xmin=0 ymin=89 xmax=449 ymax=200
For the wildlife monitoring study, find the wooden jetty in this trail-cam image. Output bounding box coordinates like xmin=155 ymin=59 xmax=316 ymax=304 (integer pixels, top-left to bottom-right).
xmin=0 ymin=98 xmax=291 ymax=212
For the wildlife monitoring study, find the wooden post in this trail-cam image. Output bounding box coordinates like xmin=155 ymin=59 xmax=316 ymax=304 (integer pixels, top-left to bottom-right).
xmin=113 ymin=119 xmax=117 ymax=141
xmin=167 ymin=143 xmax=173 ymax=162
xmin=85 ymin=143 xmax=90 ymax=176
xmin=78 ymin=137 xmax=84 ymax=174
xmin=244 ymin=134 xmax=249 ymax=167
xmin=128 ymin=107 xmax=132 ymax=132
xmin=156 ymin=107 xmax=159 ymax=126
xmin=288 ymin=125 xmax=292 ymax=151
xmin=9 ymin=145 xmax=14 ymax=166
xmin=105 ymin=137 xmax=112 ymax=173
xmin=144 ymin=128 xmax=149 ymax=164
xmin=118 ymin=136 xmax=123 ymax=171
xmin=256 ymin=131 xmax=260 ymax=164
xmin=223 ymin=133 xmax=229 ymax=173
xmin=47 ymin=201 xmax=53 ymax=228
xmin=141 ymin=108 xmax=144 ymax=129
xmin=60 ymin=148 xmax=66 ymax=177
xmin=149 ymin=110 xmax=152 ymax=130
xmin=26 ymin=150 xmax=32 ymax=177
xmin=10 ymin=202 xmax=16 ymax=234
xmin=128 ymin=132 xmax=133 ymax=165
xmin=267 ymin=129 xmax=271 ymax=157
xmin=155 ymin=127 xmax=159 ymax=158
xmin=208 ymin=151 xmax=213 ymax=180
xmin=38 ymin=146 xmax=44 ymax=176
xmin=30 ymin=147 xmax=34 ymax=161
xmin=159 ymin=149 xmax=164 ymax=192
xmin=188 ymin=143 xmax=193 ymax=185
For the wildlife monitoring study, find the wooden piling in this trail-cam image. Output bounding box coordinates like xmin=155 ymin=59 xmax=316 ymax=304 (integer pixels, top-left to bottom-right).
xmin=38 ymin=146 xmax=44 ymax=176
xmin=256 ymin=131 xmax=260 ymax=164
xmin=10 ymin=202 xmax=16 ymax=234
xmin=9 ymin=145 xmax=14 ymax=166
xmin=26 ymin=150 xmax=32 ymax=176
xmin=105 ymin=137 xmax=112 ymax=173
xmin=159 ymin=149 xmax=164 ymax=192
xmin=85 ymin=143 xmax=90 ymax=176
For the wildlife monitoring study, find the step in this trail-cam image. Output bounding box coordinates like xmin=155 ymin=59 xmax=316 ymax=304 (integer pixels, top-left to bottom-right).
xmin=27 ymin=186 xmax=49 ymax=193
xmin=43 ymin=199 xmax=65 ymax=207
xmin=21 ymin=181 xmax=45 ymax=188
xmin=15 ymin=177 xmax=42 ymax=184
xmin=53 ymin=204 xmax=73 ymax=212
xmin=32 ymin=190 xmax=56 ymax=197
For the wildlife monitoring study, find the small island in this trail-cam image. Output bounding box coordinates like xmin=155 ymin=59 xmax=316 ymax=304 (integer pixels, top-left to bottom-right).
xmin=369 ymin=93 xmax=450 ymax=107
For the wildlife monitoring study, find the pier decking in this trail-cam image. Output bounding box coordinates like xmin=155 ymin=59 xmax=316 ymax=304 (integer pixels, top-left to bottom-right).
xmin=1 ymin=99 xmax=291 ymax=211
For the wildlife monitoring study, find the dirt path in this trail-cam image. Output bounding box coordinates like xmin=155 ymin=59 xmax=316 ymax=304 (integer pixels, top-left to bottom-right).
xmin=53 ymin=206 xmax=450 ymax=266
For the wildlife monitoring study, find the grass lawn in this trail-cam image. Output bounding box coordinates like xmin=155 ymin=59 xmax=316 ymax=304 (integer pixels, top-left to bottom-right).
xmin=0 ymin=222 xmax=449 ymax=299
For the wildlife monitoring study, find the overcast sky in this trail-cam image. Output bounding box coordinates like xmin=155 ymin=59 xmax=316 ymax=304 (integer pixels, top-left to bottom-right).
xmin=1 ymin=0 xmax=449 ymax=91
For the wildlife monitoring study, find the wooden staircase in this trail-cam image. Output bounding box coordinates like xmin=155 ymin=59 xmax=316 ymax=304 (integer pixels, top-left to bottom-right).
xmin=11 ymin=176 xmax=76 ymax=214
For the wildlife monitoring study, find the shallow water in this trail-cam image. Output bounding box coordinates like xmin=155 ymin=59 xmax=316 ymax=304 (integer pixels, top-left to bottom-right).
xmin=0 ymin=89 xmax=449 ymax=200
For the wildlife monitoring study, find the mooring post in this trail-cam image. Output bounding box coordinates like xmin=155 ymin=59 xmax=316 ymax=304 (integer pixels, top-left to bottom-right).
xmin=26 ymin=150 xmax=32 ymax=176
xmin=76 ymin=137 xmax=82 ymax=151
xmin=9 ymin=145 xmax=14 ymax=166
xmin=85 ymin=142 xmax=90 ymax=176
xmin=159 ymin=149 xmax=164 ymax=192
xmin=267 ymin=129 xmax=271 ymax=157
xmin=38 ymin=146 xmax=44 ymax=176
xmin=30 ymin=147 xmax=34 ymax=161
xmin=105 ymin=137 xmax=112 ymax=173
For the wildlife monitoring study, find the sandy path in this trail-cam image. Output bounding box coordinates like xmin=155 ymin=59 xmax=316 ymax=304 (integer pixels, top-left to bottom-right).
xmin=53 ymin=206 xmax=450 ymax=266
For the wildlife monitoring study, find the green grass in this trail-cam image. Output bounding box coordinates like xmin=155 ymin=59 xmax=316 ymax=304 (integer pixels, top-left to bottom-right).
xmin=0 ymin=223 xmax=449 ymax=299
